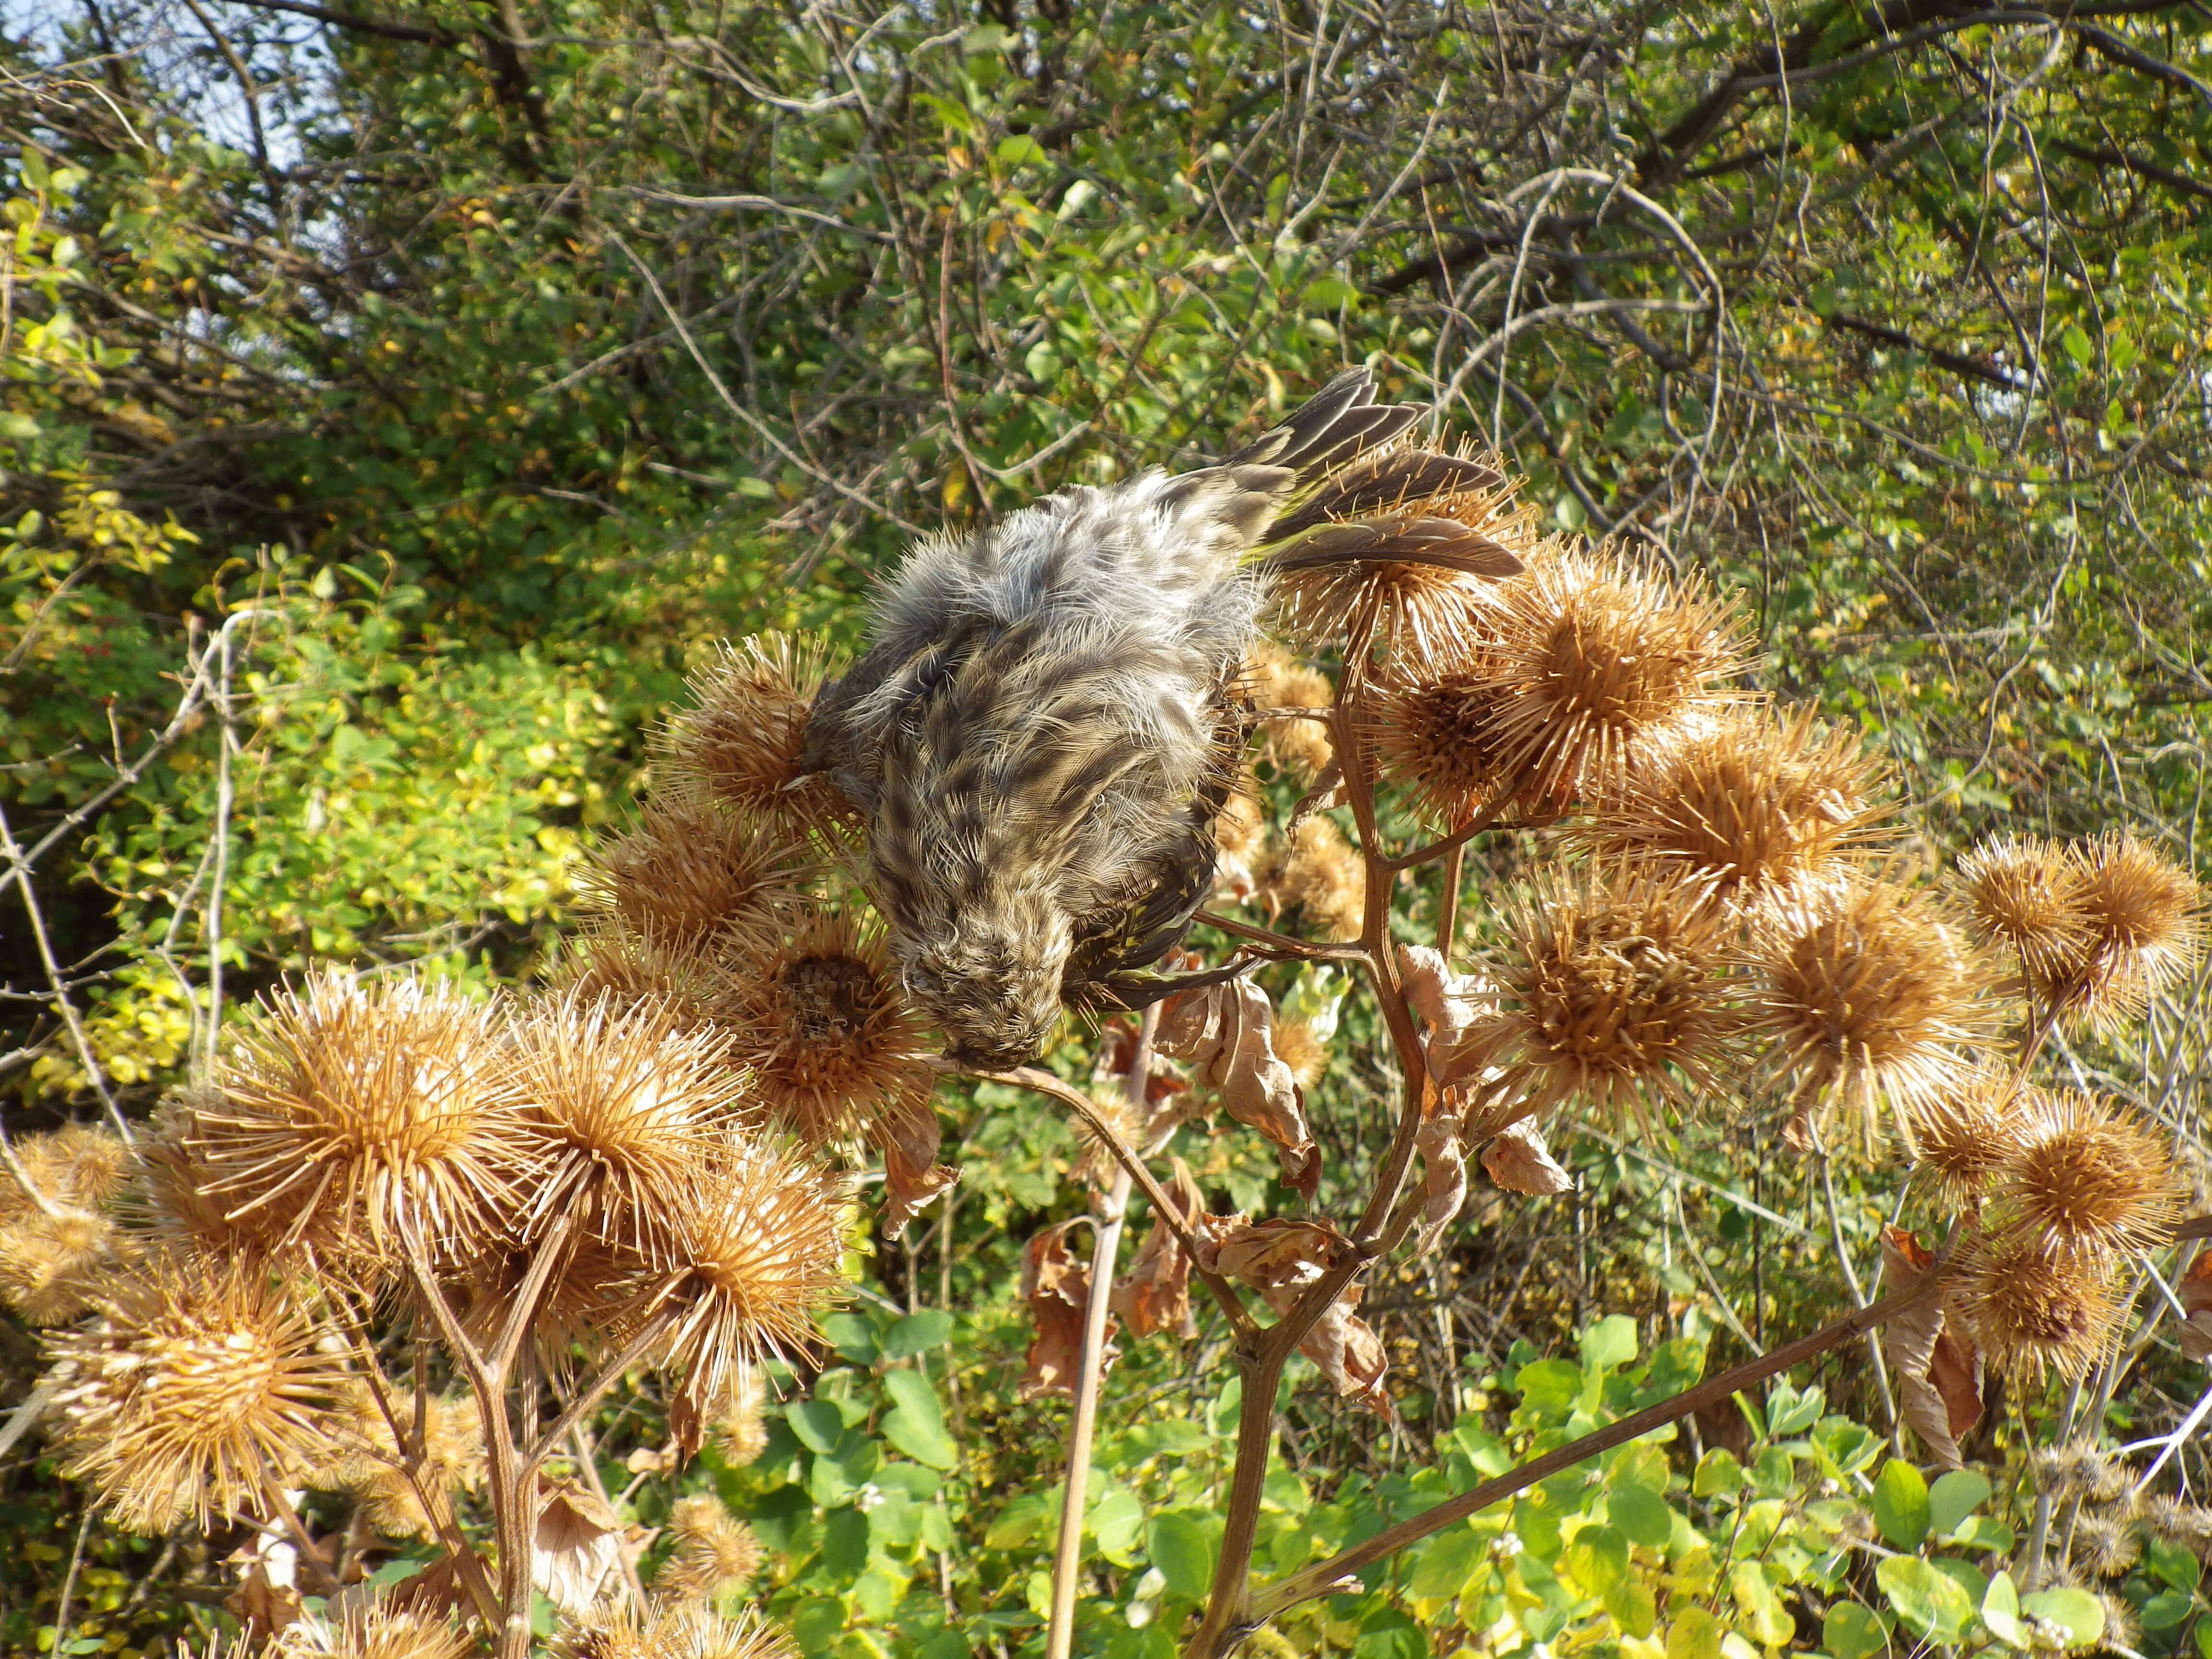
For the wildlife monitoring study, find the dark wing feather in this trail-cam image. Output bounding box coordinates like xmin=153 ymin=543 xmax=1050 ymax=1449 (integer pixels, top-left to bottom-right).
xmin=1259 ymin=517 xmax=1525 ymax=579
xmin=1220 ymin=367 xmax=1423 ymax=482
xmin=1267 ymin=451 xmax=1505 ymax=541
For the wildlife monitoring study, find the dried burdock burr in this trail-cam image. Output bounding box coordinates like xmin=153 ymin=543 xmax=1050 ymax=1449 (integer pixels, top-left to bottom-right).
xmin=1438 ymin=862 xmax=1737 ymax=1127
xmin=189 ymin=972 xmax=529 ymax=1267
xmin=506 ymin=989 xmax=752 ymax=1256
xmin=0 ymin=1210 xmax=117 ymax=1325
xmin=319 ymin=1385 xmax=485 ymax=1539
xmin=2049 ymin=831 xmax=2205 ymax=1034
xmin=1957 ymin=834 xmax=2091 ymax=988
xmin=1260 ymin=814 xmax=1367 ymax=943
xmin=1245 ymin=641 xmax=1335 ymax=780
xmin=560 ymin=1604 xmax=799 ymax=1659
xmin=803 ymin=369 xmax=1520 ymax=1067
xmin=657 ymin=631 xmax=853 ymax=840
xmin=1745 ymin=877 xmax=1991 ymax=1147
xmin=1575 ymin=705 xmax=1889 ymax=916
xmin=1959 ymin=1235 xmax=2120 ymax=1382
xmin=652 ymin=1492 xmax=763 ymax=1602
xmin=2072 ymin=1511 xmax=2143 ymax=1579
xmin=575 ymin=792 xmax=810 ymax=953
xmin=1903 ymin=1073 xmax=2032 ymax=1213
xmin=44 ymin=1255 xmax=349 ymax=1534
xmin=712 ymin=907 xmax=935 ymax=1147
xmin=272 ymin=1605 xmax=475 ymax=1659
xmin=0 ymin=1121 xmax=129 ymax=1222
xmin=1479 ymin=541 xmax=1751 ymax=806
xmin=1367 ymin=639 xmax=1527 ymax=824
xmin=711 ymin=1368 xmax=769 ymax=1467
xmin=650 ymin=1138 xmax=848 ymax=1441
xmin=1984 ymin=1089 xmax=2181 ymax=1262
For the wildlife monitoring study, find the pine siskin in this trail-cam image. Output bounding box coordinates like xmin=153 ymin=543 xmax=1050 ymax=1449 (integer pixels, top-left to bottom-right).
xmin=803 ymin=369 xmax=1520 ymax=1065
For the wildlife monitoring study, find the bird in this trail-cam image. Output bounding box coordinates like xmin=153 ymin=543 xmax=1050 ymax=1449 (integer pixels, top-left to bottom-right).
xmin=801 ymin=367 xmax=1522 ymax=1068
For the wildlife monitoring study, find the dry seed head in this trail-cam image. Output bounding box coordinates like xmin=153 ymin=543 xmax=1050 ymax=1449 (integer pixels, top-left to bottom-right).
xmin=1368 ymin=642 xmax=1528 ymax=824
xmin=1466 ymin=863 xmax=1737 ymax=1125
xmin=1575 ymin=706 xmax=1889 ymax=916
xmin=653 ymin=1139 xmax=848 ymax=1422
xmin=137 ymin=1092 xmax=284 ymax=1262
xmin=0 ymin=1211 xmax=117 ymax=1325
xmin=657 ymin=632 xmax=851 ymax=838
xmin=2052 ymin=832 xmax=2206 ymax=1033
xmin=2073 ymin=1512 xmax=2142 ymax=1579
xmin=453 ymin=1232 xmax=660 ymax=1377
xmin=1482 ymin=541 xmax=1751 ymax=804
xmin=576 ymin=795 xmax=810 ymax=953
xmin=1246 ymin=642 xmax=1335 ymax=780
xmin=1958 ymin=835 xmax=2091 ymax=986
xmin=272 ymin=1606 xmax=474 ymax=1659
xmin=562 ymin=1606 xmax=798 ymax=1659
xmin=713 ymin=908 xmax=934 ymax=1146
xmin=653 ymin=1493 xmax=763 ymax=1602
xmin=1269 ymin=469 xmax=1534 ymax=673
xmin=507 ymin=990 xmax=752 ymax=1256
xmin=0 ymin=1121 xmax=130 ymax=1224
xmin=1261 ymin=815 xmax=1365 ymax=943
xmin=1960 ymin=1237 xmax=2120 ymax=1383
xmin=1905 ymin=1075 xmax=2034 ymax=1213
xmin=192 ymin=973 xmax=528 ymax=1264
xmin=1273 ymin=1020 xmax=1329 ymax=1088
xmin=553 ymin=922 xmax=721 ymax=1029
xmin=2097 ymin=1591 xmax=2141 ymax=1654
xmin=711 ymin=1370 xmax=769 ymax=1467
xmin=318 ymin=1386 xmax=485 ymax=1539
xmin=2030 ymin=1440 xmax=2112 ymax=1501
xmin=1745 ymin=878 xmax=1991 ymax=1143
xmin=1211 ymin=785 xmax=1269 ymax=905
xmin=2132 ymin=1493 xmax=2212 ymax=1554
xmin=44 ymin=1255 xmax=348 ymax=1534
xmin=1986 ymin=1090 xmax=2181 ymax=1262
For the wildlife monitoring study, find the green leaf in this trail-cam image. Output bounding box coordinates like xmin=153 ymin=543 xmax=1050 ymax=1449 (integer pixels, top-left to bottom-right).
xmin=1606 ymin=1577 xmax=1659 ymax=1638
xmin=2147 ymin=1532 xmax=2201 ymax=1591
xmin=986 ymin=1493 xmax=1050 ymax=1551
xmin=1984 ymin=1570 xmax=2025 ymax=1648
xmin=881 ymin=1310 xmax=954 ymax=1358
xmin=1353 ymin=1610 xmax=1425 ymax=1659
xmin=819 ymin=1311 xmax=880 ymax=1364
xmin=1928 ymin=1468 xmax=1990 ymax=1537
xmin=882 ymin=1410 xmax=959 ymax=1471
xmin=1730 ymin=1562 xmax=1794 ymax=1646
xmin=1871 ymin=1459 xmax=1931 ymax=1550
xmin=1564 ymin=1525 xmax=1630 ymax=1597
xmin=1877 ymin=1556 xmax=1974 ymax=1644
xmin=820 ymin=1505 xmax=869 ymax=1577
xmin=1693 ymin=1449 xmax=1744 ymax=1497
xmin=2142 ymin=1591 xmax=2196 ymax=1632
xmin=1610 ymin=1484 xmax=1674 ymax=1550
xmin=1826 ymin=1601 xmax=1891 ymax=1659
xmin=1091 ymin=1487 xmax=1145 ymax=1564
xmin=1765 ymin=1383 xmax=1825 ymax=1438
xmin=2062 ymin=325 xmax=2093 ymax=367
xmin=1666 ymin=1606 xmax=1724 ymax=1659
xmin=1515 ymin=1359 xmax=1583 ymax=1414
xmin=882 ymin=1368 xmax=942 ymax=1428
xmin=1948 ymin=1515 xmax=2016 ymax=1552
xmin=1148 ymin=1510 xmax=1217 ymax=1600
xmin=2021 ymin=1588 xmax=2107 ymax=1647
xmin=1409 ymin=1525 xmax=1483 ymax=1600
xmin=786 ymin=1399 xmax=845 ymax=1454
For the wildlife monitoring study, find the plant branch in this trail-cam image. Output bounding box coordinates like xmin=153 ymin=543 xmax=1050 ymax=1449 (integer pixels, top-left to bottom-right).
xmin=1245 ymin=1276 xmax=1940 ymax=1630
xmin=1046 ymin=1006 xmax=1157 ymax=1659
xmin=936 ymin=1058 xmax=1255 ymax=1337
xmin=1194 ymin=910 xmax=1366 ymax=961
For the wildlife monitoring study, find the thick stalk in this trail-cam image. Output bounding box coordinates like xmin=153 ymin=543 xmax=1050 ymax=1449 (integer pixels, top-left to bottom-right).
xmin=1242 ymin=1275 xmax=1939 ymax=1633
xmin=1046 ymin=1006 xmax=1157 ymax=1659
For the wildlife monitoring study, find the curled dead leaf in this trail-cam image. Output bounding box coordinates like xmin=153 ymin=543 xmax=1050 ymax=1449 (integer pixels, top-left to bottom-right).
xmin=1414 ymin=1111 xmax=1468 ymax=1253
xmin=533 ymin=1478 xmax=623 ymax=1620
xmin=1880 ymin=1226 xmax=1982 ymax=1470
xmin=878 ymin=1091 xmax=957 ymax=1233
xmin=2178 ymin=1251 xmax=2212 ymax=1362
xmin=1111 ymin=1158 xmax=1203 ymax=1339
xmin=1481 ymin=1119 xmax=1573 ymax=1196
xmin=1018 ymin=1219 xmax=1114 ymax=1401
xmin=1157 ymin=980 xmax=1321 ymax=1198
xmin=1196 ymin=1218 xmax=1390 ymax=1414
xmin=1398 ymin=945 xmax=1495 ymax=1059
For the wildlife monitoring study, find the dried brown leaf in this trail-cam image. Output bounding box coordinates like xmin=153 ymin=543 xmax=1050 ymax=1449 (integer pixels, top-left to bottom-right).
xmin=2178 ymin=1252 xmax=2212 ymax=1362
xmin=1414 ymin=1112 xmax=1467 ymax=1253
xmin=1482 ymin=1120 xmax=1574 ymax=1195
xmin=878 ymin=1093 xmax=957 ymax=1234
xmin=1197 ymin=1218 xmax=1390 ymax=1413
xmin=533 ymin=1479 xmax=623 ymax=1621
xmin=1157 ymin=980 xmax=1321 ymax=1198
xmin=1879 ymin=1226 xmax=1982 ymax=1470
xmin=1111 ymin=1159 xmax=1203 ymax=1340
xmin=1017 ymin=1220 xmax=1112 ymax=1401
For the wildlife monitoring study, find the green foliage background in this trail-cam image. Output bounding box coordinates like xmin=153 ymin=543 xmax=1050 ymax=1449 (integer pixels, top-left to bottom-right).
xmin=1 ymin=0 xmax=2209 ymax=1653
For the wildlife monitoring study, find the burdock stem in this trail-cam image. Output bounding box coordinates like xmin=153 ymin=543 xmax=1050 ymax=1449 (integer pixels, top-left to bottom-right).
xmin=1045 ymin=1003 xmax=1158 ymax=1659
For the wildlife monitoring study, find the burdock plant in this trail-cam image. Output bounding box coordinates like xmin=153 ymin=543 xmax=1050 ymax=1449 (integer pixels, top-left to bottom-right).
xmin=3 ymin=370 xmax=2204 ymax=1659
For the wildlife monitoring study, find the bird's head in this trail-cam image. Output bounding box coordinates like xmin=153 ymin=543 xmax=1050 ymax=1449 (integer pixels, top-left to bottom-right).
xmin=895 ymin=894 xmax=1072 ymax=1071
